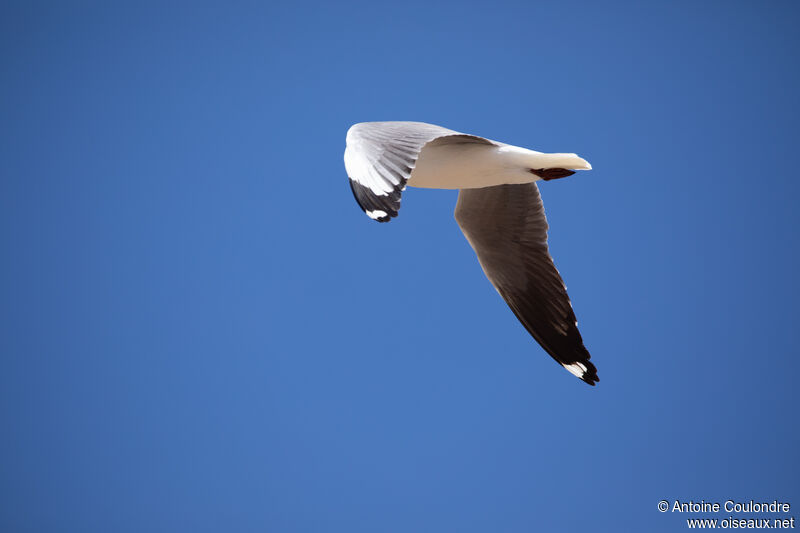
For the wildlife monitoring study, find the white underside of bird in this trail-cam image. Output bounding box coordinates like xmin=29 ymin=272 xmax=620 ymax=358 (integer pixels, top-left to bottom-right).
xmin=408 ymin=142 xmax=590 ymax=190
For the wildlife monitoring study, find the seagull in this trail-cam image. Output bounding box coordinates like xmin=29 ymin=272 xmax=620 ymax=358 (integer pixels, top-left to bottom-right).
xmin=344 ymin=121 xmax=598 ymax=385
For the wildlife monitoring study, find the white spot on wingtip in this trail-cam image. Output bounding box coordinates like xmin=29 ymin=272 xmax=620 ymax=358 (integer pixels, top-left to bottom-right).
xmin=563 ymin=362 xmax=587 ymax=379
xmin=366 ymin=209 xmax=388 ymax=220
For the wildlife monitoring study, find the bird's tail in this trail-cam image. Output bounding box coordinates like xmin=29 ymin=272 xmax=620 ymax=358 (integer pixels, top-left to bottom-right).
xmin=499 ymin=146 xmax=591 ymax=180
xmin=528 ymin=152 xmax=591 ymax=171
xmin=518 ymin=151 xmax=591 ymax=181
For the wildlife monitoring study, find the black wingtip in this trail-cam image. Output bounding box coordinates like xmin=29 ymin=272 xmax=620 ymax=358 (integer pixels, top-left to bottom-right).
xmin=581 ymin=363 xmax=600 ymax=386
xmin=530 ymin=168 xmax=576 ymax=181
xmin=562 ymin=360 xmax=599 ymax=386
xmin=349 ymin=178 xmax=402 ymax=222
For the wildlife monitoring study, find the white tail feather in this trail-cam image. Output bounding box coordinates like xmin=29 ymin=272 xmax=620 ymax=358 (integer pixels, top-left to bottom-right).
xmin=498 ymin=145 xmax=592 ymax=171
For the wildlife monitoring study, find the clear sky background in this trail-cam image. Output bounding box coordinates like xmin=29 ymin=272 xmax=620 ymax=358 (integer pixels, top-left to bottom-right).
xmin=1 ymin=1 xmax=798 ymax=532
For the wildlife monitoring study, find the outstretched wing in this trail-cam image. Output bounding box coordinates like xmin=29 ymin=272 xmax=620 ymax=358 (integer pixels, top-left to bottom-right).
xmin=454 ymin=182 xmax=598 ymax=385
xmin=344 ymin=121 xmax=494 ymax=222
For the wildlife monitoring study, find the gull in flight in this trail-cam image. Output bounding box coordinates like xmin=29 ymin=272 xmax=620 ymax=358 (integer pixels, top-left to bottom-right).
xmin=344 ymin=121 xmax=598 ymax=385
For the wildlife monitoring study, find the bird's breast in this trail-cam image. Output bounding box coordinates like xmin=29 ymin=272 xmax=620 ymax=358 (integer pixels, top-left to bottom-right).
xmin=407 ymin=143 xmax=536 ymax=190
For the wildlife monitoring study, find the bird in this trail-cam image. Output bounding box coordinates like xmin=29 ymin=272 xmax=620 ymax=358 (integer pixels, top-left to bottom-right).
xmin=344 ymin=121 xmax=598 ymax=385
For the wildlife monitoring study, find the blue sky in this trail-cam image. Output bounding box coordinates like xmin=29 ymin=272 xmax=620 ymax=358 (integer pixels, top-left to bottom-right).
xmin=1 ymin=1 xmax=798 ymax=532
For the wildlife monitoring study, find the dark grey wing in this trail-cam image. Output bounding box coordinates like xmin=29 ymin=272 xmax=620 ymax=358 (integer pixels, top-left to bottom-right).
xmin=454 ymin=183 xmax=598 ymax=385
xmin=344 ymin=121 xmax=494 ymax=222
